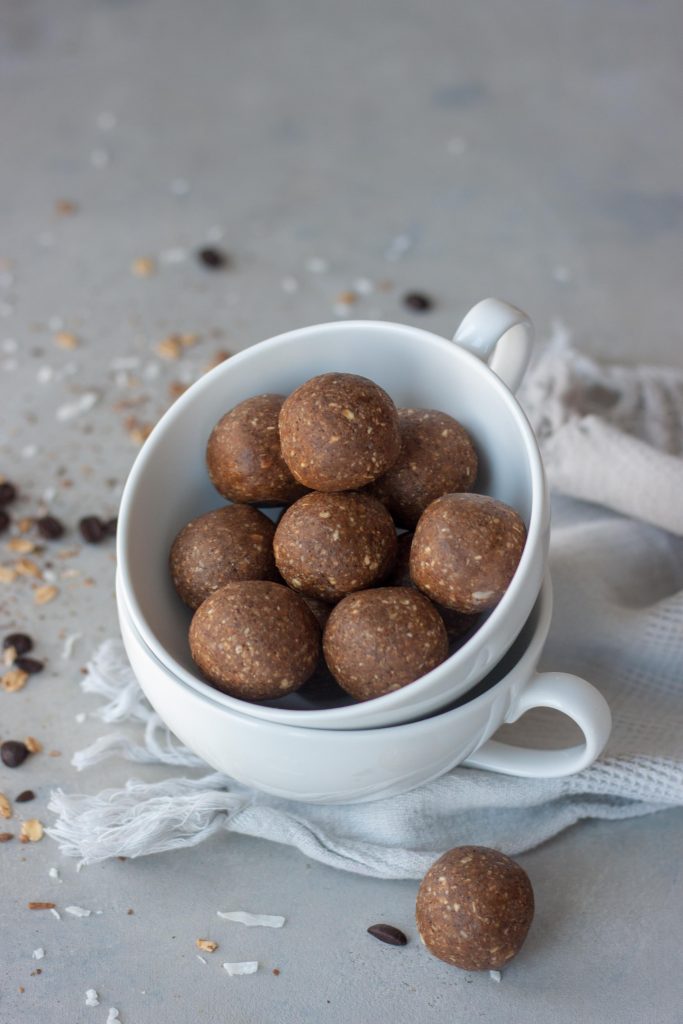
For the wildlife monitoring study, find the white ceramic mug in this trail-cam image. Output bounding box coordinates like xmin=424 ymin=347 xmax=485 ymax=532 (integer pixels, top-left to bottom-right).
xmin=117 ymin=574 xmax=612 ymax=804
xmin=117 ymin=299 xmax=549 ymax=729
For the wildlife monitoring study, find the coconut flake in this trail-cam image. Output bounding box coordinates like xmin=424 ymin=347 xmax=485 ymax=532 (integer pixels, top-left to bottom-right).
xmin=222 ymin=961 xmax=258 ymax=976
xmin=50 ymin=908 xmax=61 ymax=920
xmin=489 ymin=970 xmax=502 ymax=982
xmin=65 ymin=905 xmax=92 ymax=917
xmin=106 ymin=1009 xmax=120 ymax=1023
xmin=85 ymin=988 xmax=100 ymax=1006
xmin=32 ymin=948 xmax=45 ymax=960
xmin=196 ymin=955 xmax=207 ymax=965
xmin=48 ymin=867 xmax=62 ymax=882
xmin=56 ymin=392 xmax=100 ymax=422
xmin=217 ymin=910 xmax=285 ymax=928
xmin=61 ymin=633 xmax=82 ymax=659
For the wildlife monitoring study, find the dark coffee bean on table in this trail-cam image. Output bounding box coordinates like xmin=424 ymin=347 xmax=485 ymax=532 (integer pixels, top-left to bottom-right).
xmin=15 ymin=790 xmax=35 ymax=803
xmin=79 ymin=516 xmax=106 ymax=543
xmin=0 ymin=509 xmax=9 ymax=533
xmin=1 ymin=740 xmax=30 ymax=768
xmin=403 ymin=291 xmax=433 ymax=312
xmin=197 ymin=246 xmax=228 ymax=269
xmin=367 ymin=923 xmax=408 ymax=946
xmin=0 ymin=481 xmax=17 ymax=505
xmin=15 ymin=657 xmax=44 ymax=675
xmin=3 ymin=633 xmax=33 ymax=656
xmin=104 ymin=517 xmax=118 ymax=537
xmin=37 ymin=515 xmax=65 ymax=540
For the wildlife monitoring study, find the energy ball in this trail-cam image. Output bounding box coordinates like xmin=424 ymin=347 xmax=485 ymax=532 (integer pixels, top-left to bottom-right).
xmin=274 ymin=491 xmax=397 ymax=602
xmin=206 ymin=394 xmax=307 ymax=505
xmin=188 ymin=581 xmax=320 ymax=700
xmin=369 ymin=408 xmax=478 ymax=528
xmin=170 ymin=505 xmax=277 ymax=609
xmin=388 ymin=532 xmax=478 ymax=643
xmin=323 ymin=588 xmax=448 ymax=700
xmin=411 ymin=493 xmax=526 ymax=614
xmin=278 ymin=372 xmax=401 ymax=491
xmin=416 ymin=846 xmax=535 ymax=971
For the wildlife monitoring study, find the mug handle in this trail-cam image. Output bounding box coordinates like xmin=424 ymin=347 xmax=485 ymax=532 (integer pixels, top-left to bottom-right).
xmin=464 ymin=672 xmax=612 ymax=778
xmin=453 ymin=297 xmax=534 ymax=394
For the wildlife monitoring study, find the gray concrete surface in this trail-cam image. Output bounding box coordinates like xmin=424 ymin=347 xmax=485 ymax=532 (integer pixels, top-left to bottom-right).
xmin=0 ymin=1 xmax=682 ymax=1021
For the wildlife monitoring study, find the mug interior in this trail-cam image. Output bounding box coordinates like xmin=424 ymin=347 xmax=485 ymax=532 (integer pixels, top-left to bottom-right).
xmin=118 ymin=319 xmax=543 ymax=712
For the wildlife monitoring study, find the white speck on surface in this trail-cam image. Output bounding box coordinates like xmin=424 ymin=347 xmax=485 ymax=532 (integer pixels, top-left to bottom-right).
xmin=85 ymin=988 xmax=100 ymax=1006
xmin=43 ymin=569 xmax=57 ymax=583
xmin=89 ymin=147 xmax=111 ymax=169
xmin=21 ymin=444 xmax=38 ymax=458
xmin=447 ymin=136 xmax=467 ymax=155
xmin=196 ymin=954 xmax=207 ymax=964
xmin=56 ymin=391 xmax=100 ymax=421
xmin=206 ymin=225 xmax=224 ymax=242
xmin=42 ymin=486 xmax=57 ymax=502
xmin=142 ymin=361 xmax=160 ymax=380
xmin=37 ymin=365 xmax=54 ymax=384
xmin=96 ymin=111 xmax=117 ymax=131
xmin=50 ymin=908 xmax=61 ymax=919
xmin=159 ymin=246 xmax=188 ymax=265
xmin=114 ymin=371 xmax=131 ymax=388
xmin=2 ymin=337 xmax=17 ymax=353
xmin=170 ymin=177 xmax=190 ymax=196
xmin=106 ymin=1007 xmax=119 ymax=1022
xmin=32 ymin=948 xmax=45 ymax=960
xmin=222 ymin=961 xmax=258 ymax=976
xmin=353 ymin=276 xmax=374 ymax=295
xmin=65 ymin=905 xmax=93 ymax=917
xmin=489 ymin=970 xmax=502 ymax=982
xmin=280 ymin=275 xmax=299 ymax=294
xmin=553 ymin=264 xmax=573 ymax=283
xmin=306 ymin=256 xmax=329 ymax=274
xmin=217 ymin=911 xmax=285 ymax=928
xmin=61 ymin=633 xmax=82 ymax=659
xmin=75 ymin=712 xmax=87 ymax=724
xmin=48 ymin=867 xmax=62 ymax=882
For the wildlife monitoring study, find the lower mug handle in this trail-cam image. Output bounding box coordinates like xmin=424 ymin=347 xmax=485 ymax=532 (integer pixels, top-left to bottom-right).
xmin=464 ymin=671 xmax=612 ymax=778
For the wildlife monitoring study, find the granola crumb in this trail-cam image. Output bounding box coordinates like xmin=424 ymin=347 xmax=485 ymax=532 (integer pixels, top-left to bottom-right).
xmin=7 ymin=538 xmax=36 ymax=554
xmin=54 ymin=331 xmax=79 ymax=350
xmin=20 ymin=819 xmax=44 ymax=842
xmin=196 ymin=938 xmax=218 ymax=953
xmin=131 ymin=256 xmax=156 ymax=278
xmin=1 ymin=668 xmax=29 ymax=693
xmin=155 ymin=335 xmax=182 ymax=360
xmin=0 ymin=794 xmax=11 ymax=818
xmin=34 ymin=585 xmax=58 ymax=605
xmin=24 ymin=736 xmax=43 ymax=754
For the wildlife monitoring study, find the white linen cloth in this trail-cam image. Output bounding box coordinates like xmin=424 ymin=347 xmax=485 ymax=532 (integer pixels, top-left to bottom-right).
xmin=48 ymin=330 xmax=683 ymax=877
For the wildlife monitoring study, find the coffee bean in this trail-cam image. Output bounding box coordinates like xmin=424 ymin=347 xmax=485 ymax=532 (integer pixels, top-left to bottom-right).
xmin=0 ymin=482 xmax=17 ymax=505
xmin=0 ymin=510 xmax=9 ymax=533
xmin=37 ymin=515 xmax=65 ymax=540
xmin=3 ymin=633 xmax=33 ymax=656
xmin=15 ymin=657 xmax=44 ymax=675
xmin=367 ymin=923 xmax=408 ymax=946
xmin=197 ymin=246 xmax=228 ymax=269
xmin=1 ymin=741 xmax=29 ymax=768
xmin=403 ymin=291 xmax=433 ymax=312
xmin=15 ymin=790 xmax=35 ymax=803
xmin=104 ymin=517 xmax=118 ymax=537
xmin=79 ymin=516 xmax=106 ymax=543
xmin=0 ymin=833 xmax=13 ymax=842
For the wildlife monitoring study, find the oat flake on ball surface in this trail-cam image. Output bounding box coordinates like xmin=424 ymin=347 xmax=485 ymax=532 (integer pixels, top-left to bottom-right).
xmin=278 ymin=372 xmax=401 ymax=491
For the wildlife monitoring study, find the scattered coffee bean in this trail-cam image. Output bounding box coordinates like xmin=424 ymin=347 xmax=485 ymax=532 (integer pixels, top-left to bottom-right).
xmin=0 ymin=510 xmax=9 ymax=533
xmin=0 ymin=481 xmax=17 ymax=505
xmin=367 ymin=923 xmax=408 ymax=946
xmin=79 ymin=516 xmax=106 ymax=543
xmin=403 ymin=291 xmax=433 ymax=312
xmin=0 ymin=832 xmax=13 ymax=842
xmin=15 ymin=790 xmax=36 ymax=803
xmin=3 ymin=634 xmax=33 ymax=656
xmin=15 ymin=658 xmax=44 ymax=675
xmin=1 ymin=741 xmax=29 ymax=768
xmin=37 ymin=515 xmax=65 ymax=540
xmin=197 ymin=246 xmax=228 ymax=269
xmin=104 ymin=517 xmax=118 ymax=537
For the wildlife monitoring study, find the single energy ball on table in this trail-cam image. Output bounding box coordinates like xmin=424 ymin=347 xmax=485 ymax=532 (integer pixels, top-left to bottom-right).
xmin=170 ymin=505 xmax=277 ymax=609
xmin=274 ymin=491 xmax=397 ymax=602
xmin=369 ymin=408 xmax=478 ymax=528
xmin=323 ymin=588 xmax=448 ymax=700
xmin=410 ymin=493 xmax=526 ymax=614
xmin=206 ymin=394 xmax=307 ymax=505
xmin=278 ymin=372 xmax=401 ymax=491
xmin=416 ymin=846 xmax=535 ymax=971
xmin=388 ymin=532 xmax=478 ymax=643
xmin=189 ymin=581 xmax=320 ymax=700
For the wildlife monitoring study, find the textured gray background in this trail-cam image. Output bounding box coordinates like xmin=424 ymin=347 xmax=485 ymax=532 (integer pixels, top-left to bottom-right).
xmin=1 ymin=1 xmax=682 ymax=1021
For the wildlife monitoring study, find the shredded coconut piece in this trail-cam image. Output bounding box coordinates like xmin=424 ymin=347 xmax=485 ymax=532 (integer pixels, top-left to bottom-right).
xmin=61 ymin=633 xmax=82 ymax=659
xmin=56 ymin=392 xmax=100 ymax=422
xmin=217 ymin=910 xmax=285 ymax=928
xmin=106 ymin=1009 xmax=119 ymax=1023
xmin=196 ymin=955 xmax=207 ymax=965
xmin=489 ymin=970 xmax=502 ymax=982
xmin=222 ymin=961 xmax=258 ymax=976
xmin=75 ymin=712 xmax=87 ymax=724
xmin=85 ymin=988 xmax=99 ymax=1006
xmin=65 ymin=905 xmax=92 ymax=917
xmin=32 ymin=948 xmax=45 ymax=960
xmin=50 ymin=908 xmax=61 ymax=920
xmin=48 ymin=867 xmax=62 ymax=882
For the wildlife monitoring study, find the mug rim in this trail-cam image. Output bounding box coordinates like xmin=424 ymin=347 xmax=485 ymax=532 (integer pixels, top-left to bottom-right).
xmin=117 ymin=317 xmax=547 ymax=723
